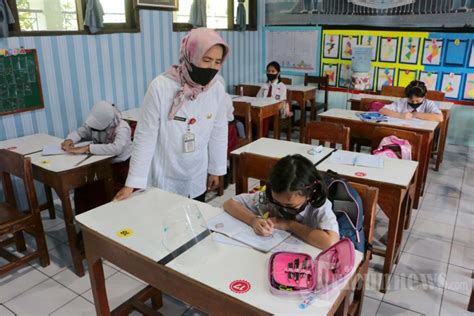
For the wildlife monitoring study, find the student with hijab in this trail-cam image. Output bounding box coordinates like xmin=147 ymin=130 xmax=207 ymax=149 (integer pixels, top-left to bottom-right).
xmin=114 ymin=28 xmax=231 ymax=202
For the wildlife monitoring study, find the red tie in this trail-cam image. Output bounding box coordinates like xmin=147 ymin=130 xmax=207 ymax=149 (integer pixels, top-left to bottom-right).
xmin=267 ymin=84 xmax=273 ymax=97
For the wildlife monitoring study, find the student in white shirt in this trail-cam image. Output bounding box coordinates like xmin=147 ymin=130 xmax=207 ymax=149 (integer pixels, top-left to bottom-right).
xmin=223 ymin=154 xmax=339 ymax=250
xmin=114 ymin=28 xmax=231 ymax=202
xmin=379 ymin=80 xmax=444 ymax=122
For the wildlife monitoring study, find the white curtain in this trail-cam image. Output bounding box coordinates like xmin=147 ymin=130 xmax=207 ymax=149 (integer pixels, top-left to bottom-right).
xmin=189 ymin=0 xmax=207 ymax=28
xmin=236 ymin=0 xmax=246 ymax=31
xmin=84 ymin=0 xmax=104 ymax=34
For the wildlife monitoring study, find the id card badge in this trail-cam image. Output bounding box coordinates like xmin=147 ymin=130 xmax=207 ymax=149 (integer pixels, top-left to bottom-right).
xmin=183 ymin=131 xmax=195 ymax=153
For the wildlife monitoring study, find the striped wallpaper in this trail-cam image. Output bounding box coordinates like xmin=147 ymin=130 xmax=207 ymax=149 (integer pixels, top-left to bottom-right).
xmin=0 ymin=5 xmax=265 ymax=141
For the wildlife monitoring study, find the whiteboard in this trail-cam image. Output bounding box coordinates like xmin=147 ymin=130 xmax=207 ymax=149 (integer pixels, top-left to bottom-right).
xmin=264 ymin=26 xmax=321 ymax=76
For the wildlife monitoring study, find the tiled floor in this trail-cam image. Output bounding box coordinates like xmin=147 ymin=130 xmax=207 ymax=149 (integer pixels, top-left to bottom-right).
xmin=1 ymin=144 xmax=473 ymax=315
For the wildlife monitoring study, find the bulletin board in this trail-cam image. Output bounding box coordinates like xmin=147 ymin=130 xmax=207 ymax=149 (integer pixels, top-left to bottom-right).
xmin=263 ymin=26 xmax=321 ymax=76
xmin=0 ymin=49 xmax=44 ymax=116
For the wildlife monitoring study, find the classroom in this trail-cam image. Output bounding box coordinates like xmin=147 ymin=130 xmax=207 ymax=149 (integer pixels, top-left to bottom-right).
xmin=0 ymin=0 xmax=473 ymax=315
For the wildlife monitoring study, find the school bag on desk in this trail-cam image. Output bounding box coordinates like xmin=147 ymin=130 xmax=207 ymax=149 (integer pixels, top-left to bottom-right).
xmin=372 ymin=135 xmax=412 ymax=160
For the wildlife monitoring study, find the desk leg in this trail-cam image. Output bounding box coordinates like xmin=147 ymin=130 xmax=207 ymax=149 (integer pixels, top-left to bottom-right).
xmin=298 ymin=100 xmax=306 ymax=143
xmin=44 ymin=185 xmax=56 ymax=219
xmin=310 ymin=98 xmax=316 ymax=121
xmin=334 ymin=290 xmax=350 ymax=316
xmin=58 ymin=190 xmax=85 ymax=277
xmin=435 ymin=114 xmax=449 ymax=171
xmin=256 ymin=115 xmax=263 ymax=139
xmin=273 ymin=114 xmax=280 ymax=140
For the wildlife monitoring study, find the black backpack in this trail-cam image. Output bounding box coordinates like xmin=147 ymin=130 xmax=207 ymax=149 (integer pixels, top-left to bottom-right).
xmin=324 ymin=170 xmax=366 ymax=252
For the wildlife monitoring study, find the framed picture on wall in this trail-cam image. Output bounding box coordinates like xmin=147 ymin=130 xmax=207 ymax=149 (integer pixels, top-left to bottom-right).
xmin=361 ymin=35 xmax=379 ymax=61
xmin=379 ymin=37 xmax=398 ymax=63
xmin=422 ymin=38 xmax=443 ymax=66
xmin=323 ymin=35 xmax=340 ymax=59
xmin=376 ymin=67 xmax=395 ymax=91
xmin=468 ymin=42 xmax=474 ymax=68
xmin=338 ymin=64 xmax=352 ymax=88
xmin=136 ymin=0 xmax=178 ymax=10
xmin=419 ymin=71 xmax=439 ymax=91
xmin=444 ymin=39 xmax=468 ymax=66
xmin=463 ymin=73 xmax=474 ymax=100
xmin=341 ymin=36 xmax=358 ymax=60
xmin=398 ymin=69 xmax=417 ymax=87
xmin=399 ymin=37 xmax=420 ymax=64
xmin=440 ymin=72 xmax=462 ymax=99
xmin=322 ymin=63 xmax=338 ymax=86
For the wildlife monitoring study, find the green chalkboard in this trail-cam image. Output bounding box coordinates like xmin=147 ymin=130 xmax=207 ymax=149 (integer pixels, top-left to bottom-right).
xmin=0 ymin=49 xmax=44 ymax=116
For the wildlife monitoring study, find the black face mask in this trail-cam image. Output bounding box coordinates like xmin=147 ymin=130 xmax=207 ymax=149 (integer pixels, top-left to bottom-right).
xmin=407 ymin=102 xmax=423 ymax=110
xmin=267 ymin=73 xmax=278 ymax=82
xmin=189 ymin=63 xmax=218 ymax=86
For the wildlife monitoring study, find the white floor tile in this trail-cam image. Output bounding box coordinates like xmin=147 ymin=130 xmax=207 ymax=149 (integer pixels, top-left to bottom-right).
xmin=0 ymin=265 xmax=48 ymax=303
xmin=410 ymin=217 xmax=454 ymax=242
xmin=0 ymin=304 xmax=14 ymax=315
xmin=416 ymin=206 xmax=457 ymax=226
xmin=427 ymin=181 xmax=461 ymax=198
xmin=428 ymin=172 xmax=463 ymax=187
xmin=461 ymin=185 xmax=474 ymax=201
xmin=420 ymin=193 xmax=459 ymax=212
xmin=365 ymin=265 xmax=385 ymax=301
xmin=4 ymin=279 xmax=77 ymax=315
xmin=394 ymin=252 xmax=448 ymax=288
xmin=30 ymin=244 xmax=73 ymax=277
xmin=82 ymin=271 xmax=146 ymax=310
xmin=376 ymin=302 xmax=422 ymax=315
xmin=440 ymin=290 xmax=473 ymax=316
xmin=24 ymin=231 xmax=65 ymax=252
xmin=46 ymin=222 xmax=70 ymax=244
xmin=382 ymin=275 xmax=443 ymax=315
xmin=453 ymin=226 xmax=474 ymax=249
xmin=403 ymin=234 xmax=452 ymax=263
xmin=449 ymin=244 xmax=474 ymax=270
xmin=159 ymin=295 xmax=189 ymax=316
xmin=361 ymin=296 xmax=381 ymax=316
xmin=445 ymin=264 xmax=473 ymax=297
xmin=50 ymin=296 xmax=96 ymax=316
xmin=458 ymin=197 xmax=474 ymax=215
xmin=41 ymin=211 xmax=65 ymax=231
xmin=456 ymin=211 xmax=474 ymax=229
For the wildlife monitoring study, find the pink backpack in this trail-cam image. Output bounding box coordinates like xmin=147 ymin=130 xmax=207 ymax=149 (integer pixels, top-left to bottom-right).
xmin=367 ymin=101 xmax=387 ymax=112
xmin=372 ymin=135 xmax=412 ymax=160
xmin=268 ymin=238 xmax=355 ymax=296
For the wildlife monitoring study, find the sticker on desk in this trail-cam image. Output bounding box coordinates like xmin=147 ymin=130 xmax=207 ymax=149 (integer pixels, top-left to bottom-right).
xmin=229 ymin=280 xmax=251 ymax=294
xmin=41 ymin=160 xmax=50 ymax=166
xmin=116 ymin=228 xmax=134 ymax=238
xmin=354 ymin=172 xmax=367 ymax=177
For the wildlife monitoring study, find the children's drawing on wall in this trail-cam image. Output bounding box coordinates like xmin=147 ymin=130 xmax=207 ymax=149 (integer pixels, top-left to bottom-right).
xmin=377 ymin=68 xmax=395 ymax=91
xmin=463 ymin=73 xmax=474 ymax=99
xmin=338 ymin=64 xmax=352 ymax=88
xmin=422 ymin=38 xmax=443 ymax=65
xmin=441 ymin=72 xmax=462 ymax=98
xmin=361 ymin=35 xmax=379 ymax=61
xmin=419 ymin=71 xmax=439 ymax=91
xmin=341 ymin=36 xmax=358 ymax=60
xmin=322 ymin=64 xmax=338 ymax=86
xmin=400 ymin=37 xmax=420 ymax=64
xmin=398 ymin=69 xmax=417 ymax=87
xmin=323 ymin=34 xmax=340 ymax=59
xmin=379 ymin=37 xmax=398 ymax=62
xmin=469 ymin=42 xmax=474 ymax=67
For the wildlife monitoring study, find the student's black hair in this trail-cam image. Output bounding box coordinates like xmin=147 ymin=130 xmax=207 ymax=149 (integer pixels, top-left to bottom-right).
xmin=266 ymin=61 xmax=282 ymax=83
xmin=405 ymin=80 xmax=428 ymax=98
xmin=266 ymin=154 xmax=327 ymax=209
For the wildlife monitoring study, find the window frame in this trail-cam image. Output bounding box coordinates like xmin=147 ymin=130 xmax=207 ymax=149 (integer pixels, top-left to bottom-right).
xmin=7 ymin=0 xmax=140 ymax=36
xmin=172 ymin=0 xmax=257 ymax=32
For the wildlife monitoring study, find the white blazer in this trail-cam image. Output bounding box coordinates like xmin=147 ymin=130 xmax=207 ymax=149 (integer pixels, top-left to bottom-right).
xmin=126 ymin=75 xmax=229 ymax=198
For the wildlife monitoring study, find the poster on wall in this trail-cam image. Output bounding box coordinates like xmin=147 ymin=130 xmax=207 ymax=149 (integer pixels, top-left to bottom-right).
xmin=361 ymin=35 xmax=379 ymax=61
xmin=322 ymin=64 xmax=338 ymax=86
xmin=379 ymin=37 xmax=398 ymax=63
xmin=440 ymin=73 xmax=462 ymax=99
xmin=398 ymin=69 xmax=417 ymax=87
xmin=419 ymin=71 xmax=439 ymax=91
xmin=422 ymin=38 xmax=443 ymax=65
xmin=338 ymin=64 xmax=352 ymax=88
xmin=444 ymin=39 xmax=468 ymax=66
xmin=463 ymin=73 xmax=474 ymax=100
xmin=377 ymin=67 xmax=395 ymax=91
xmin=323 ymin=35 xmax=340 ymax=59
xmin=469 ymin=42 xmax=474 ymax=67
xmin=264 ymin=27 xmax=321 ymax=75
xmin=399 ymin=37 xmax=420 ymax=64
xmin=341 ymin=36 xmax=358 ymax=60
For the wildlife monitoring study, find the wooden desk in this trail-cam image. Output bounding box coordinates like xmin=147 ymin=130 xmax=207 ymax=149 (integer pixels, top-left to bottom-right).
xmin=27 ymin=145 xmax=114 ymax=277
xmin=0 ymin=133 xmax=60 ymax=155
xmin=317 ymin=150 xmax=418 ymax=293
xmin=76 ymin=188 xmax=363 ymax=316
xmin=232 ymin=96 xmax=283 ymax=139
xmin=230 ymin=138 xmax=335 ymax=194
xmin=349 ymin=94 xmax=454 ymax=171
xmin=319 ymin=109 xmax=437 ymax=209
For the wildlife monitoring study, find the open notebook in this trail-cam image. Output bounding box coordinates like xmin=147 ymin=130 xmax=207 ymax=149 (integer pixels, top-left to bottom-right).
xmin=329 ymin=151 xmax=384 ymax=169
xmin=42 ymin=141 xmax=92 ymax=156
xmin=205 ymin=212 xmax=291 ymax=253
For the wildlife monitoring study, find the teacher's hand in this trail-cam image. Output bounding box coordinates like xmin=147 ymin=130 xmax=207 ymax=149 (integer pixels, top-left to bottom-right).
xmin=114 ymin=186 xmax=134 ymax=201
xmin=207 ymin=175 xmax=220 ymax=191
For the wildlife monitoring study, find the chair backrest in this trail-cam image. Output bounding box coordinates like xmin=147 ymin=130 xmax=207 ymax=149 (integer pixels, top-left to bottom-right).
xmin=304 ymin=121 xmax=350 ymax=150
xmin=0 ymin=149 xmax=39 ymax=212
xmin=371 ymin=127 xmax=422 ymax=162
xmin=382 ymin=85 xmax=446 ymax=102
xmin=426 ymin=90 xmax=445 ymax=101
xmin=234 ymin=85 xmax=260 ymax=97
xmin=280 ymin=77 xmax=292 ymax=85
xmin=235 ymin=152 xmax=280 ymax=194
xmin=304 ymin=74 xmax=329 ymax=107
xmin=233 ymin=101 xmax=252 ymax=148
xmin=360 ymin=98 xmax=393 ymax=111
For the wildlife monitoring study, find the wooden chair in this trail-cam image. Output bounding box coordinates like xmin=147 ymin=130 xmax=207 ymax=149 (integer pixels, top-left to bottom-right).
xmin=280 ymin=77 xmax=292 ymax=85
xmin=381 ymin=85 xmax=445 ymax=101
xmin=234 ymin=84 xmax=259 ymax=97
xmin=235 ymin=152 xmax=279 ymax=195
xmin=371 ymin=127 xmax=422 ymax=230
xmin=346 ymin=182 xmax=378 ymax=316
xmin=359 ymin=98 xmax=393 ymax=111
xmin=303 ymin=74 xmax=329 ymax=119
xmin=0 ymin=149 xmax=49 ymax=275
xmin=468 ymin=270 xmax=474 ymax=312
xmin=233 ymin=101 xmax=252 ymax=149
xmin=304 ymin=121 xmax=350 ymax=150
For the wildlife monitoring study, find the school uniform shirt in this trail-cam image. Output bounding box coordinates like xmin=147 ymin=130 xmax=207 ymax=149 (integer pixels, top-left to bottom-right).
xmin=125 ymin=74 xmax=229 ymax=198
xmin=232 ymin=191 xmax=339 ymax=235
xmin=256 ymin=81 xmax=287 ymax=101
xmin=67 ymin=120 xmax=132 ymax=163
xmin=382 ymin=98 xmax=442 ymax=114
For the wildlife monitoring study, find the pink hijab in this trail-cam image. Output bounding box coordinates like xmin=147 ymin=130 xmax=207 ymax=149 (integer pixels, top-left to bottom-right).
xmin=165 ymin=28 xmax=230 ymax=120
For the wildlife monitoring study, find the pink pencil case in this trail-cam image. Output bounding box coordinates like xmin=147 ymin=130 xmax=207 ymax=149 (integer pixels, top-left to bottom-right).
xmin=268 ymin=238 xmax=355 ymax=296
